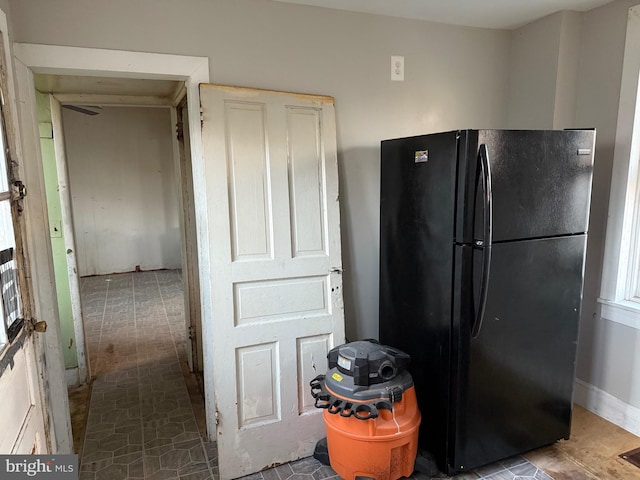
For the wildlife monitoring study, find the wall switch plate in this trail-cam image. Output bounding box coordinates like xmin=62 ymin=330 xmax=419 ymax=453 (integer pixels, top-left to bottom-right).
xmin=391 ymin=55 xmax=404 ymax=81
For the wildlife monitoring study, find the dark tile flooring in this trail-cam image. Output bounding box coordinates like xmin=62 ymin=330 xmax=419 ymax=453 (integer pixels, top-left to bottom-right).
xmin=237 ymin=455 xmax=553 ymax=480
xmin=79 ymin=271 xmax=217 ymax=480
xmin=77 ymin=270 xmax=554 ymax=480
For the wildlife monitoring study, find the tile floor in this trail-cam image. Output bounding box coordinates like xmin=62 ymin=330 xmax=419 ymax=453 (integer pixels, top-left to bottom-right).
xmin=79 ymin=270 xmax=217 ymax=480
xmin=77 ymin=270 xmax=554 ymax=480
xmin=238 ymin=455 xmax=552 ymax=480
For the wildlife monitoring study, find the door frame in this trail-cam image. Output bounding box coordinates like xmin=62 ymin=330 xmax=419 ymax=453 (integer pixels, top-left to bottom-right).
xmin=47 ymin=90 xmax=198 ymax=382
xmin=12 ymin=44 xmax=216 ymax=442
xmin=173 ymin=99 xmax=203 ymax=373
xmin=48 ymin=94 xmax=89 ymax=386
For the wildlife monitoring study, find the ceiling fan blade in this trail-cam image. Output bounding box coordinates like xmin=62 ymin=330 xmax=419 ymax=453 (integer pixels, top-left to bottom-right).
xmin=62 ymin=104 xmax=100 ymax=116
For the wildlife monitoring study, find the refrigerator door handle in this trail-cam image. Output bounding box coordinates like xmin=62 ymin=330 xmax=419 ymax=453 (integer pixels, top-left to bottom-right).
xmin=472 ymin=144 xmax=493 ymax=338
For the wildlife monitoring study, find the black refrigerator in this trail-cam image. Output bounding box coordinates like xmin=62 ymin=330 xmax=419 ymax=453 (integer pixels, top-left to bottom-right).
xmin=379 ymin=129 xmax=595 ymax=475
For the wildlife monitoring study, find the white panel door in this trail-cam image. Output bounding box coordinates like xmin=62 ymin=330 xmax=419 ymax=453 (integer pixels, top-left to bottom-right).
xmin=0 ymin=16 xmax=48 ymax=455
xmin=200 ymin=84 xmax=345 ymax=479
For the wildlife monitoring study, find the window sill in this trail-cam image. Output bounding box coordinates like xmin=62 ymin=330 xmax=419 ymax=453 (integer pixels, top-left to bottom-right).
xmin=597 ymin=298 xmax=640 ymax=330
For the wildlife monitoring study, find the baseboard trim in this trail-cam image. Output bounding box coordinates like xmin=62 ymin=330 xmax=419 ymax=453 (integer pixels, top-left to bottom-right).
xmin=574 ymin=378 xmax=640 ymax=437
xmin=64 ymin=367 xmax=79 ymax=387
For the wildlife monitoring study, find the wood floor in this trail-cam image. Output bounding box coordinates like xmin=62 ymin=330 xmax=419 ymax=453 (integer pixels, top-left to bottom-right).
xmin=525 ymin=405 xmax=640 ymax=479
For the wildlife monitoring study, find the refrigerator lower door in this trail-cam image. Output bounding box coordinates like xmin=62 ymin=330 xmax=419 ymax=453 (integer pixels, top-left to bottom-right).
xmin=450 ymin=235 xmax=587 ymax=474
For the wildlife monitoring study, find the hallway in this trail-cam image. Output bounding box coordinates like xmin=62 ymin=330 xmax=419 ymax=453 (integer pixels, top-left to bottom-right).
xmin=78 ymin=270 xmax=217 ymax=480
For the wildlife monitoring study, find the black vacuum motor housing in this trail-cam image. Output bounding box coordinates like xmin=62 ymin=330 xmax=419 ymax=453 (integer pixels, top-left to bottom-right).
xmin=327 ymin=339 xmax=410 ymax=387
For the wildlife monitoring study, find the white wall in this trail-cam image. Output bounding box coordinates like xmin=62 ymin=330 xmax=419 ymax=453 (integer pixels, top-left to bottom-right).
xmin=9 ymin=0 xmax=511 ymax=339
xmin=62 ymin=106 xmax=181 ymax=276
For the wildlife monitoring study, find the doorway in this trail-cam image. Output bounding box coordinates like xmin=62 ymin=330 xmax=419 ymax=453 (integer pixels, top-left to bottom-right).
xmin=32 ymin=73 xmax=206 ymax=450
xmin=13 ymin=46 xmax=213 ymax=452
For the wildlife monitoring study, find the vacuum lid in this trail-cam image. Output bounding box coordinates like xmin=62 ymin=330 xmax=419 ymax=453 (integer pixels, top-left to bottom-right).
xmin=327 ymin=339 xmax=410 ymax=386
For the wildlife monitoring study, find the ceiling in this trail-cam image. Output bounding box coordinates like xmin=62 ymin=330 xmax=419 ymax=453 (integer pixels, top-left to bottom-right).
xmin=272 ymin=0 xmax=616 ymax=29
xmin=34 ymin=74 xmax=182 ymax=98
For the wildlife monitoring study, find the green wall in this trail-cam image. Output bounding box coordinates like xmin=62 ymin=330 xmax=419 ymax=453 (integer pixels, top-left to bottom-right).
xmin=37 ymin=91 xmax=78 ymax=370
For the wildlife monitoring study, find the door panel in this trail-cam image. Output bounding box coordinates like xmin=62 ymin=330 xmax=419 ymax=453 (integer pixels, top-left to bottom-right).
xmin=453 ymin=235 xmax=587 ymax=471
xmin=234 ymin=276 xmax=329 ymax=325
xmin=0 ymin=339 xmax=45 ymax=454
xmin=236 ymin=343 xmax=279 ymax=427
xmin=226 ymin=101 xmax=272 ymax=260
xmin=288 ymin=106 xmax=326 ymax=257
xmin=0 ymin=14 xmax=48 ymax=455
xmin=200 ymin=85 xmax=345 ymax=479
xmin=296 ymin=334 xmax=331 ymax=415
xmin=0 ymin=347 xmax=32 ymax=452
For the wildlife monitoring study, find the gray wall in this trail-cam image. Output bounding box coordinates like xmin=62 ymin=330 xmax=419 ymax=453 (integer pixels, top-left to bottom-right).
xmin=505 ymin=10 xmax=582 ymax=130
xmin=9 ymin=0 xmax=511 ymax=340
xmin=506 ymin=11 xmax=564 ymax=128
xmin=506 ymin=0 xmax=640 ymax=409
xmin=572 ymin=0 xmax=640 ymax=407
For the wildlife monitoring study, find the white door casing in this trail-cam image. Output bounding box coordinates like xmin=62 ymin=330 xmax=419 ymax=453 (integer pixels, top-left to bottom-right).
xmin=49 ymin=94 xmax=89 ymax=385
xmin=201 ymin=84 xmax=345 ymax=479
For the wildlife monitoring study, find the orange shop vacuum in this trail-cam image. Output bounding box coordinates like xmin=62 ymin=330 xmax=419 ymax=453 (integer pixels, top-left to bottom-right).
xmin=310 ymin=340 xmax=421 ymax=480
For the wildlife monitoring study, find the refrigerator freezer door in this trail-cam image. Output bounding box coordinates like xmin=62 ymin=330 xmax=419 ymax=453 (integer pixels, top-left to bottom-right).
xmin=379 ymin=131 xmax=458 ymax=467
xmin=450 ymin=234 xmax=587 ymax=473
xmin=457 ymin=130 xmax=595 ymax=244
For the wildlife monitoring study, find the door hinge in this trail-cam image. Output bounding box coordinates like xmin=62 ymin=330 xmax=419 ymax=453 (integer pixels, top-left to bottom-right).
xmin=33 ymin=320 xmax=47 ymax=332
xmin=11 ymin=180 xmax=27 ymax=201
xmin=330 ymin=267 xmax=343 ymax=274
xmin=215 ymin=409 xmax=220 ymax=425
xmin=188 ymin=325 xmax=195 ymax=340
xmin=24 ymin=318 xmax=47 ymax=335
xmin=176 ymin=120 xmax=184 ymax=141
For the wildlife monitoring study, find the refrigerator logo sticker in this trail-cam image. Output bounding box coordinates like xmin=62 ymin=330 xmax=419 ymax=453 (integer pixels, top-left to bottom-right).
xmin=415 ymin=150 xmax=429 ymax=163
